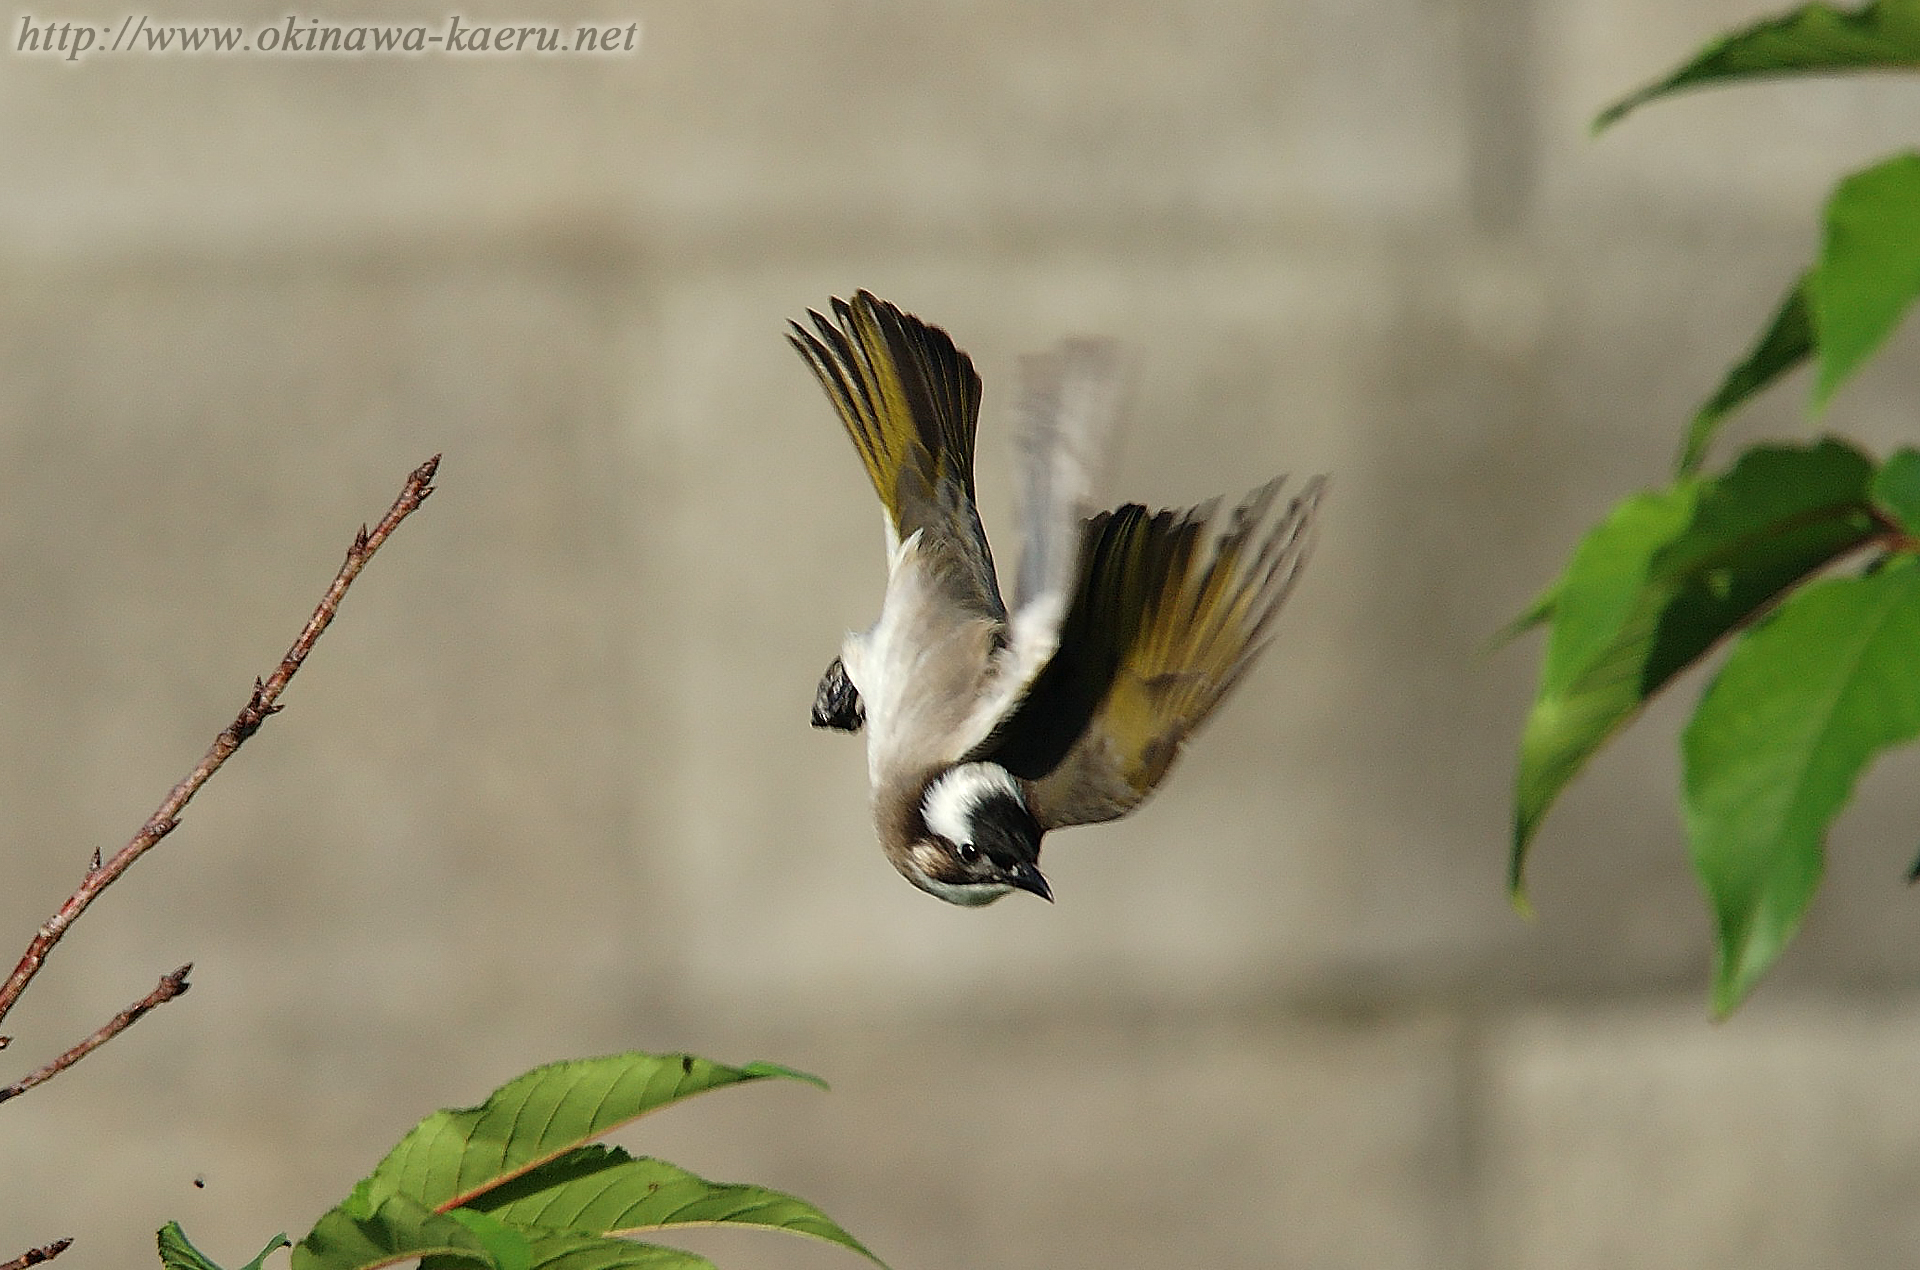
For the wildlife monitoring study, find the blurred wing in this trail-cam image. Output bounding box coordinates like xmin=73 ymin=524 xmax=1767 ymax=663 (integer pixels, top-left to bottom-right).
xmin=1013 ymin=475 xmax=1326 ymax=830
xmin=788 ymin=291 xmax=1003 ymax=619
xmin=952 ymin=338 xmax=1129 ymax=750
xmin=1009 ymin=338 xmax=1127 ymax=620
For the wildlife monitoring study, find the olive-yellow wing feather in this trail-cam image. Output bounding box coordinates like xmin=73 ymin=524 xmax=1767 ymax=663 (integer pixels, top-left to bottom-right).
xmin=1020 ymin=475 xmax=1326 ymax=829
xmin=788 ymin=291 xmax=997 ymax=609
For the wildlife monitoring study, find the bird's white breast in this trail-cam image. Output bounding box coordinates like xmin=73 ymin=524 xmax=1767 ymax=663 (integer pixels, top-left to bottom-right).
xmin=841 ymin=529 xmax=1003 ymax=790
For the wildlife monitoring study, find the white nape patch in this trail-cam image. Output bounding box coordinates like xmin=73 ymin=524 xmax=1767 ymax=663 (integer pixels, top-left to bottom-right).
xmin=921 ymin=762 xmax=1023 ymax=847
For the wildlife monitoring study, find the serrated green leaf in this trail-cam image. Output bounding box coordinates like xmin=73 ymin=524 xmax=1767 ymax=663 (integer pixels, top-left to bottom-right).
xmin=1684 ymin=556 xmax=1920 ymax=1015
xmin=1514 ymin=485 xmax=1694 ymax=894
xmin=472 ymin=1145 xmax=883 ymax=1266
xmin=1679 ymin=276 xmax=1813 ymax=476
xmin=293 ymin=1189 xmax=494 ymax=1270
xmin=1811 ymin=153 xmax=1920 ymax=407
xmin=447 ymin=1211 xmax=533 ymax=1270
xmin=1596 ymin=0 xmax=1920 ymax=130
xmin=1512 ymin=442 xmax=1878 ymax=895
xmin=427 ymin=1234 xmax=707 ymax=1270
xmin=157 ymin=1223 xmax=290 ymax=1270
xmin=372 ymin=1053 xmax=820 ymax=1213
xmin=1871 ymin=448 xmax=1920 ymax=533
xmin=521 ymin=1232 xmax=715 ymax=1270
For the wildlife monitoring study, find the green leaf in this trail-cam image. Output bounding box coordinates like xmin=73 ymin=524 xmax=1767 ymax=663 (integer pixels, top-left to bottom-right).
xmin=1684 ymin=555 xmax=1920 ymax=1015
xmin=1871 ymin=448 xmax=1920 ymax=533
xmin=1596 ymin=0 xmax=1920 ymax=130
xmin=1811 ymin=153 xmax=1920 ymax=407
xmin=472 ymin=1145 xmax=884 ymax=1266
xmin=291 ymin=1053 xmax=839 ymax=1270
xmin=157 ymin=1224 xmax=290 ymax=1270
xmin=293 ymin=1188 xmax=494 ymax=1270
xmin=520 ymin=1233 xmax=716 ymax=1270
xmin=424 ymin=1234 xmax=710 ymax=1270
xmin=446 ymin=1211 xmax=533 ymax=1270
xmin=372 ymin=1053 xmax=821 ymax=1213
xmin=1512 ymin=442 xmax=1878 ymax=896
xmin=1513 ymin=486 xmax=1694 ymax=896
xmin=1679 ymin=277 xmax=1813 ymax=476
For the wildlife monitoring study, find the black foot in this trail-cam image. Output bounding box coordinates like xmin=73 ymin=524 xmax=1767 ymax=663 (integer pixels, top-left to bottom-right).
xmin=811 ymin=656 xmax=865 ymax=732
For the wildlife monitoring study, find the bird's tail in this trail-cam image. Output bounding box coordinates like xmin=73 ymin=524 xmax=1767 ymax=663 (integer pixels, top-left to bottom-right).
xmin=788 ymin=291 xmax=983 ymax=535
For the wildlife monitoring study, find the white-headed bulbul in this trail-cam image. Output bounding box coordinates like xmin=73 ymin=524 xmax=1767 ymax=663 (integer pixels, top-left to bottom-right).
xmin=790 ymin=292 xmax=1324 ymax=906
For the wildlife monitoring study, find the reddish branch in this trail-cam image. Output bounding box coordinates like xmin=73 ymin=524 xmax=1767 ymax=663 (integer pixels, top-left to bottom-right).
xmin=0 ymin=965 xmax=192 ymax=1106
xmin=1867 ymin=503 xmax=1920 ymax=556
xmin=0 ymin=1239 xmax=72 ymax=1270
xmin=0 ymin=455 xmax=439 ymax=1040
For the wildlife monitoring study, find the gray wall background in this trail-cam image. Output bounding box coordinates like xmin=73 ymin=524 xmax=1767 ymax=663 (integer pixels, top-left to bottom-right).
xmin=6 ymin=2 xmax=1920 ymax=1267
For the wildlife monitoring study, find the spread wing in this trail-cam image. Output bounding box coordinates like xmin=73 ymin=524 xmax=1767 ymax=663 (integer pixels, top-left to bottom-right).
xmin=788 ymin=291 xmax=1004 ymax=621
xmin=982 ymin=474 xmax=1326 ymax=830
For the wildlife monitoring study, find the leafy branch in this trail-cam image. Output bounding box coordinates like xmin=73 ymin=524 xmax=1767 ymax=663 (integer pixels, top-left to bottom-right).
xmin=1513 ymin=0 xmax=1920 ymax=1015
xmin=160 ymin=1051 xmax=884 ymax=1270
xmin=1 ymin=456 xmax=440 ymax=1266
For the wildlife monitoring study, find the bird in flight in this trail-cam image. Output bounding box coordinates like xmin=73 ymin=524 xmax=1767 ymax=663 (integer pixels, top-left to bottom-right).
xmin=789 ymin=292 xmax=1324 ymax=906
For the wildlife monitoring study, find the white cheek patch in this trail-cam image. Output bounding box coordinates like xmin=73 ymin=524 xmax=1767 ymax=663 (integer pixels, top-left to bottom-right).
xmin=921 ymin=876 xmax=1013 ymax=907
xmin=921 ymin=762 xmax=1023 ymax=846
xmin=900 ymin=855 xmax=1013 ymax=907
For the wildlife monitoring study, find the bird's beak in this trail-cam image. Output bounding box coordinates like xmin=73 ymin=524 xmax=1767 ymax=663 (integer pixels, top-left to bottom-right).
xmin=1008 ymin=862 xmax=1053 ymax=903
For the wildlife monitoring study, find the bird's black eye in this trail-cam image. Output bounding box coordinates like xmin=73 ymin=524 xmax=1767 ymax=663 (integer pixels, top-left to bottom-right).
xmin=956 ymin=842 xmax=981 ymax=864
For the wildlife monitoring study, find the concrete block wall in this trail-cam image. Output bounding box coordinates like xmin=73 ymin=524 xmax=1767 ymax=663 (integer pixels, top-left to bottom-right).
xmin=5 ymin=4 xmax=1920 ymax=1267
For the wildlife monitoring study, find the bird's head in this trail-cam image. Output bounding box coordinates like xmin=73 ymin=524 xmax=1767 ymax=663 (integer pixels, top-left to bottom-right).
xmin=901 ymin=762 xmax=1051 ymax=906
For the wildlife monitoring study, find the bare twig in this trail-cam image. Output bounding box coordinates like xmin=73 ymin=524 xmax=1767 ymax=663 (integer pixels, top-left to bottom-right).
xmin=0 ymin=965 xmax=191 ymax=1106
xmin=0 ymin=455 xmax=440 ymax=1036
xmin=0 ymin=1239 xmax=72 ymax=1270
